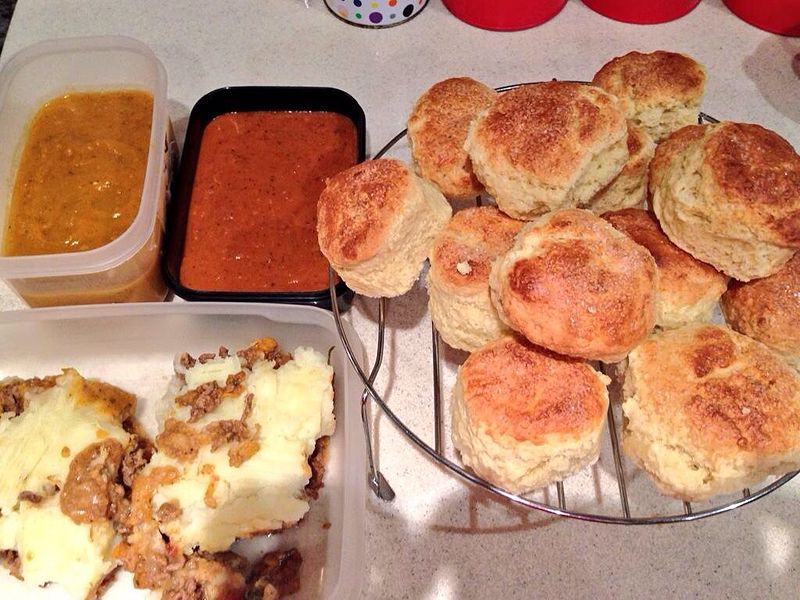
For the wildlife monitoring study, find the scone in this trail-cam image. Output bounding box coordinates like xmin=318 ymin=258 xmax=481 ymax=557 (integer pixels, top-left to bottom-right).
xmin=592 ymin=50 xmax=706 ymax=142
xmin=582 ymin=122 xmax=655 ymax=214
xmin=465 ymin=81 xmax=629 ymax=219
xmin=646 ymin=123 xmax=705 ymax=193
xmin=603 ymin=208 xmax=728 ymax=329
xmin=650 ymin=121 xmax=800 ymax=281
xmin=489 ymin=208 xmax=658 ymax=363
xmin=427 ymin=206 xmax=523 ymax=352
xmin=622 ymin=323 xmax=800 ymax=501
xmin=721 ymin=252 xmax=800 ymax=369
xmin=317 ymin=158 xmax=452 ymax=297
xmin=451 ymin=335 xmax=610 ymax=494
xmin=407 ymin=76 xmax=498 ymax=200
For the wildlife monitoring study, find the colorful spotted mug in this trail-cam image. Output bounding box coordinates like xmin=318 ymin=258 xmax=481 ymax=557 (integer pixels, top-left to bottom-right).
xmin=325 ymin=0 xmax=429 ymax=27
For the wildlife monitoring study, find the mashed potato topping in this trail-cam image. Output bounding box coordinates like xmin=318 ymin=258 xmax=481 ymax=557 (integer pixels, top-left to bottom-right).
xmin=0 ymin=369 xmax=134 ymax=600
xmin=148 ymin=342 xmax=335 ymax=552
xmin=116 ymin=338 xmax=335 ymax=596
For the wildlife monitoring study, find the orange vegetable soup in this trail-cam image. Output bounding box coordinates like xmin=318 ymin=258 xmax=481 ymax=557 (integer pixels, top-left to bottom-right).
xmin=3 ymin=90 xmax=153 ymax=256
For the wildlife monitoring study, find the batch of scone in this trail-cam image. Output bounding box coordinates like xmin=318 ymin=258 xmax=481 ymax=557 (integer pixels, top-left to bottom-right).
xmin=315 ymin=49 xmax=800 ymax=513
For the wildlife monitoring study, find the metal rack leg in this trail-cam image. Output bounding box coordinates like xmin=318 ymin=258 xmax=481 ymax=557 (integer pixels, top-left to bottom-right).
xmin=606 ymin=402 xmax=631 ymax=519
xmin=431 ymin=325 xmax=444 ymax=455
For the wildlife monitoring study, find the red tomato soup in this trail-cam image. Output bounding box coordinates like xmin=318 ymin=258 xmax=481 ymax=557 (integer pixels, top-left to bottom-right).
xmin=179 ymin=111 xmax=358 ymax=292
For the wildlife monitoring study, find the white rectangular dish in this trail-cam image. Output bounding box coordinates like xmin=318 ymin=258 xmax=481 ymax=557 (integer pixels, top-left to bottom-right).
xmin=0 ymin=302 xmax=366 ymax=599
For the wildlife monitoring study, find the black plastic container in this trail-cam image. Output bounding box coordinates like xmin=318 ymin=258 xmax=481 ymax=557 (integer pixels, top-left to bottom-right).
xmin=162 ymin=86 xmax=365 ymax=310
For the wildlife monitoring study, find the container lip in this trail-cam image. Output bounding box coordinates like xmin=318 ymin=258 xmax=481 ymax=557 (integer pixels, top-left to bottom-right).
xmin=162 ymin=85 xmax=367 ymax=311
xmin=0 ymin=34 xmax=169 ymax=278
xmin=167 ymin=274 xmax=356 ymax=309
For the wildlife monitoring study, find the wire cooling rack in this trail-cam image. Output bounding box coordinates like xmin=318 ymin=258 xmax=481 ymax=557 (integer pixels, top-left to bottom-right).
xmin=328 ymin=90 xmax=799 ymax=524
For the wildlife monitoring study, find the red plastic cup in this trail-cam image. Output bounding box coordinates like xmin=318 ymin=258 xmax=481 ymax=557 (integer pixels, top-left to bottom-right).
xmin=582 ymin=0 xmax=701 ymax=24
xmin=723 ymin=0 xmax=800 ymax=36
xmin=442 ymin=0 xmax=567 ymax=31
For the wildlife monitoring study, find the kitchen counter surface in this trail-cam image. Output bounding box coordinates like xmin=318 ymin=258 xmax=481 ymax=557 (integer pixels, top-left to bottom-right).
xmin=1 ymin=1 xmax=799 ymax=598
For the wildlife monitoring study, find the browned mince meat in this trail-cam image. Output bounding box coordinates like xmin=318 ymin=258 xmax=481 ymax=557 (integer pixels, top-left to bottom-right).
xmin=114 ymin=466 xmax=181 ymax=591
xmin=156 ymin=419 xmax=210 ymax=462
xmin=236 ymin=338 xmax=290 ymax=371
xmin=162 ymin=553 xmax=247 ymax=600
xmin=228 ymin=438 xmax=260 ymax=468
xmin=87 ymin=568 xmax=122 ymax=600
xmin=60 ymin=439 xmax=125 ymax=524
xmin=246 ymin=548 xmax=302 ymax=600
xmin=0 ymin=375 xmax=56 ymax=415
xmin=175 ymin=371 xmax=246 ymax=423
xmin=80 ymin=378 xmax=137 ymax=422
xmin=155 ymin=500 xmax=182 ymax=524
xmin=197 ymin=352 xmax=217 ymax=364
xmin=0 ymin=549 xmax=21 ymax=579
xmin=17 ymin=490 xmax=43 ymax=504
xmin=240 ymin=393 xmax=254 ymax=422
xmin=204 ymin=419 xmax=250 ymax=452
xmin=122 ymin=436 xmax=155 ymax=488
xmin=305 ymin=436 xmax=330 ymax=500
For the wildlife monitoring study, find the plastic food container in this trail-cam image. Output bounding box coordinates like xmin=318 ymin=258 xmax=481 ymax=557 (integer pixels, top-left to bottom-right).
xmin=0 ymin=35 xmax=174 ymax=308
xmin=0 ymin=301 xmax=366 ymax=600
xmin=162 ymin=86 xmax=365 ymax=311
xmin=442 ymin=0 xmax=566 ymax=30
xmin=582 ymin=0 xmax=701 ymax=24
xmin=723 ymin=0 xmax=800 ymax=36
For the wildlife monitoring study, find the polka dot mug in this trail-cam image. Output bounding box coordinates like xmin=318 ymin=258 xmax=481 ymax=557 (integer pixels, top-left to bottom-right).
xmin=325 ymin=0 xmax=429 ymax=27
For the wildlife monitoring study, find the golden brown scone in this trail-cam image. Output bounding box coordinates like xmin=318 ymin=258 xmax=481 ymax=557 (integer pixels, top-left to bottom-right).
xmin=592 ymin=50 xmax=706 ymax=142
xmin=451 ymin=335 xmax=610 ymax=494
xmin=603 ymin=208 xmax=728 ymax=329
xmin=650 ymin=121 xmax=800 ymax=281
xmin=317 ymin=158 xmax=452 ymax=297
xmin=583 ymin=122 xmax=655 ymax=214
xmin=489 ymin=208 xmax=658 ymax=362
xmin=465 ymin=82 xmax=629 ymax=219
xmin=407 ymin=77 xmax=498 ymax=200
xmin=647 ymin=123 xmax=706 ymax=195
xmin=721 ymin=252 xmax=800 ymax=369
xmin=622 ymin=323 xmax=800 ymax=501
xmin=427 ymin=206 xmax=523 ymax=352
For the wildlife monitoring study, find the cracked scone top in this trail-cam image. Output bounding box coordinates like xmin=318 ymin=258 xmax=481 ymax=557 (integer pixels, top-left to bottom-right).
xmin=649 ymin=121 xmax=800 ymax=281
xmin=489 ymin=208 xmax=658 ymax=363
xmin=621 ymin=323 xmax=800 ymax=502
xmin=427 ymin=206 xmax=523 ymax=352
xmin=591 ymin=50 xmax=706 ymax=142
xmin=407 ymin=76 xmax=498 ymax=200
xmin=451 ymin=335 xmax=610 ymax=494
xmin=465 ymin=81 xmax=629 ymax=219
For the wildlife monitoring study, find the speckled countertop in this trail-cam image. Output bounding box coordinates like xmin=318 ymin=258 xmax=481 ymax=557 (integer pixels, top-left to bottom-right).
xmin=1 ymin=1 xmax=799 ymax=598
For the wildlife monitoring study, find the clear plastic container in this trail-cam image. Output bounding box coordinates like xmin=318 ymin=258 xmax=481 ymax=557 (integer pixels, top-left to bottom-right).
xmin=0 ymin=302 xmax=366 ymax=599
xmin=0 ymin=36 xmax=175 ymax=307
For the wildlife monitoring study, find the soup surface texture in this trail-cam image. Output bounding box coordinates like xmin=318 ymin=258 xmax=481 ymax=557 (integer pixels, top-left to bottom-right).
xmin=3 ymin=89 xmax=153 ymax=256
xmin=179 ymin=110 xmax=358 ymax=292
